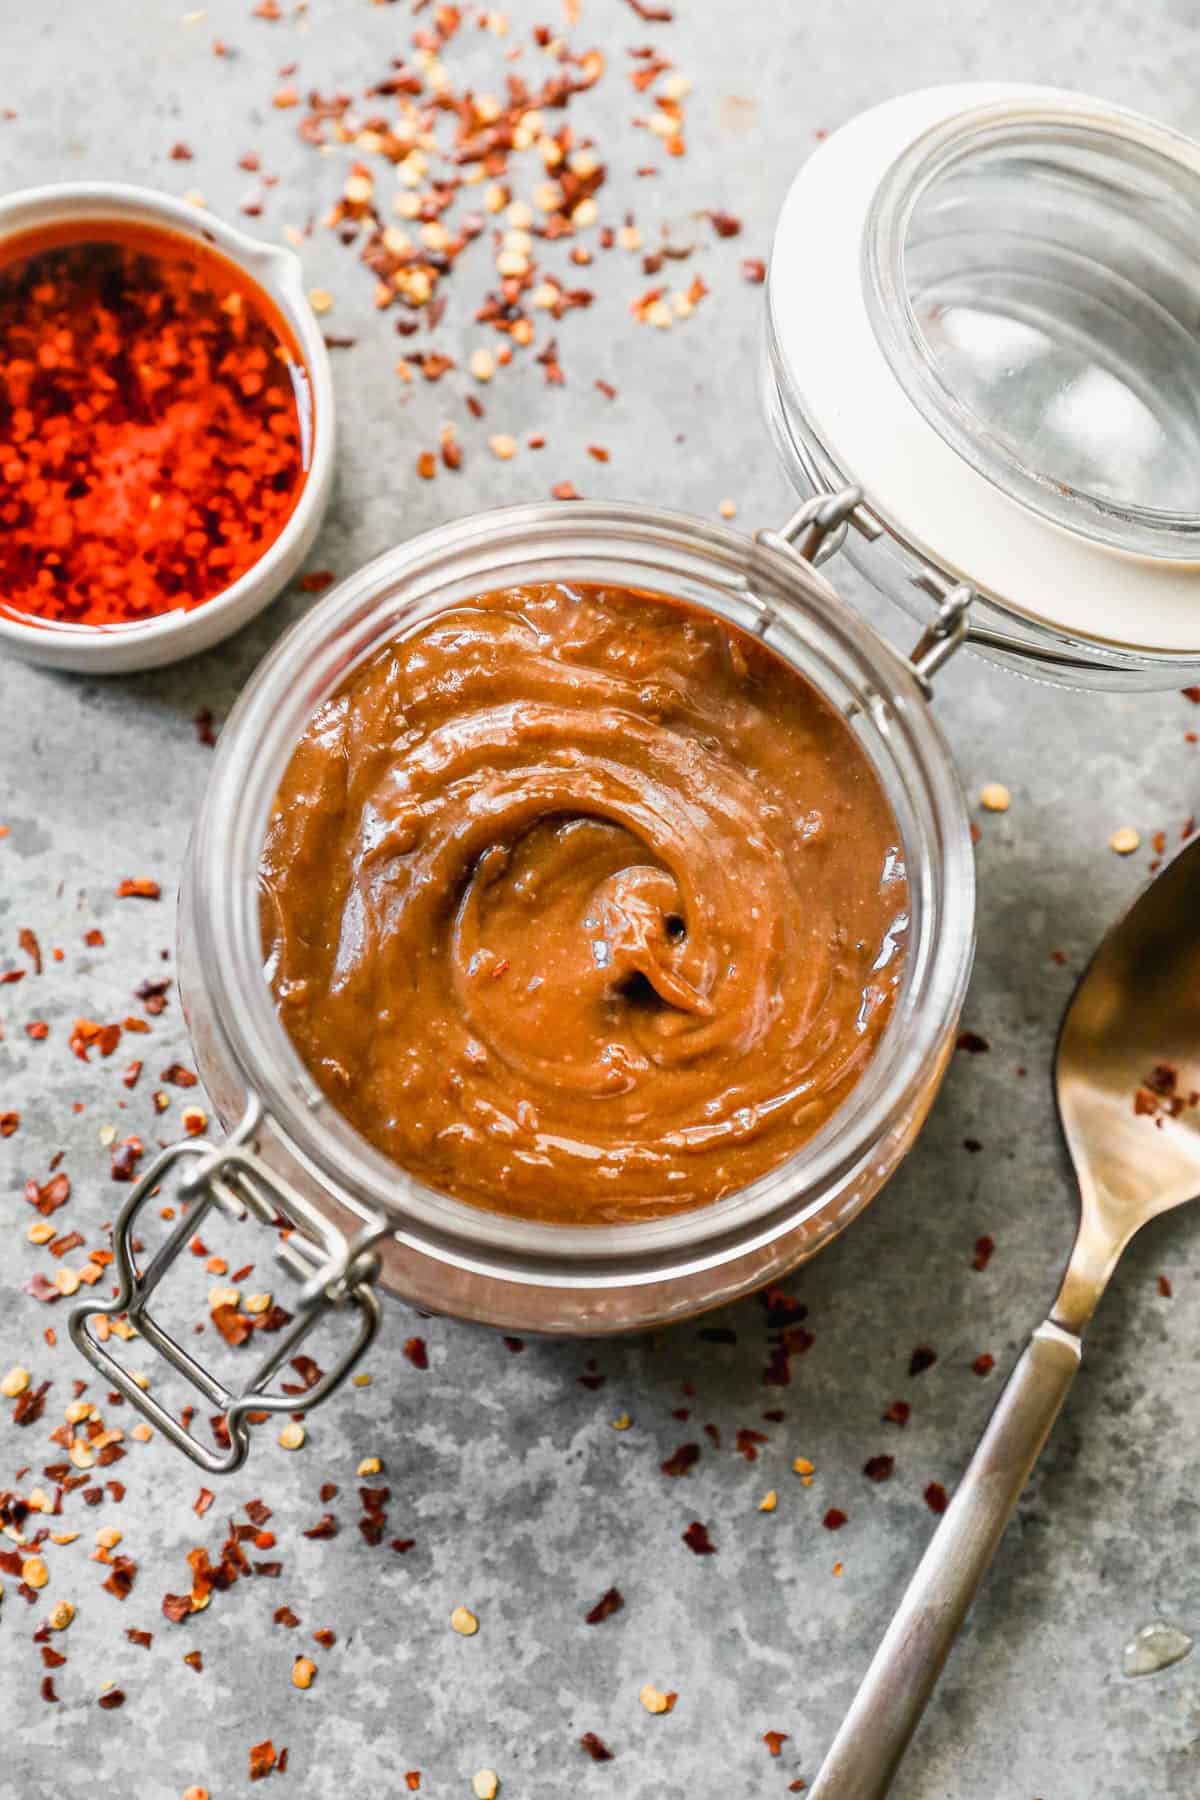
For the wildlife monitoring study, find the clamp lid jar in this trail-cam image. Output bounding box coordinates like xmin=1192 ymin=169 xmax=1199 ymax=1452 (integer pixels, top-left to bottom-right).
xmin=766 ymin=82 xmax=1200 ymax=687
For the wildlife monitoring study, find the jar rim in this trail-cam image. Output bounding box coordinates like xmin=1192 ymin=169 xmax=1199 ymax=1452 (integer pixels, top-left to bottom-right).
xmin=187 ymin=501 xmax=976 ymax=1285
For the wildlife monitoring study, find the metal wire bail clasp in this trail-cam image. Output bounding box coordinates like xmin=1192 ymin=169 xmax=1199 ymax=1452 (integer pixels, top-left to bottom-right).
xmin=69 ymin=1099 xmax=387 ymax=1476
xmin=758 ymin=485 xmax=884 ymax=567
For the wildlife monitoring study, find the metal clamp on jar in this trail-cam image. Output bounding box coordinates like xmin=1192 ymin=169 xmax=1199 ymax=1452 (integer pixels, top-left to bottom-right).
xmin=71 ymin=83 xmax=1200 ymax=1470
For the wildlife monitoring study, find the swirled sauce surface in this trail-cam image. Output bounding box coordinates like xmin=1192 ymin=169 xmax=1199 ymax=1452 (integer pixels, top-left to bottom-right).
xmin=261 ymin=583 xmax=909 ymax=1224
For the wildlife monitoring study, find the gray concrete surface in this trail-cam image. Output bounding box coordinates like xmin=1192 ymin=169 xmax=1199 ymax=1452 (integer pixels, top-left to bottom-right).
xmin=2 ymin=2 xmax=1200 ymax=1796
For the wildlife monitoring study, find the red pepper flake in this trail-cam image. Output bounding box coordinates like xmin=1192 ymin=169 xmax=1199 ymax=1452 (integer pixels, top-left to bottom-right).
xmin=682 ymin=1520 xmax=715 ymax=1555
xmin=122 ymin=1060 xmax=143 ymax=1090
xmin=23 ymin=1273 xmax=60 ymax=1303
xmin=502 ymin=1336 xmax=524 ymax=1353
xmin=162 ymin=1063 xmax=198 ymax=1087
xmin=822 ymin=1508 xmax=848 ymax=1531
xmin=955 ymin=1030 xmax=989 ymax=1054
xmin=924 ymin=1482 xmax=949 ymax=1514
xmin=183 ymin=1648 xmax=204 ymax=1672
xmin=705 ymin=209 xmax=742 ymax=238
xmin=303 ymin=1513 xmax=338 ymax=1539
xmin=595 ymin=379 xmax=617 ymax=400
xmin=0 ymin=1112 xmax=18 ymax=1137
xmin=250 ymin=1740 xmax=277 ymax=1782
xmin=110 ymin=1138 xmax=145 ymax=1182
xmin=317 ymin=1484 xmax=337 ymax=1505
xmin=580 ymin=1732 xmax=614 ymax=1762
xmin=972 ymin=1235 xmax=995 ymax=1271
xmin=972 ymin=1353 xmax=995 ymax=1377
xmin=41 ymin=1676 xmax=59 ymax=1703
xmin=313 ymin=1628 xmax=336 ymax=1648
xmin=863 ymin=1455 xmax=895 ymax=1482
xmin=278 ymin=1750 xmax=290 ymax=1775
xmin=136 ymin=978 xmax=171 ymax=1015
xmin=403 ymin=1336 xmax=428 ymax=1370
xmin=741 ymin=257 xmax=766 ymax=283
xmin=298 ymin=569 xmax=336 ymax=593
xmin=1158 ymin=1274 xmax=1173 ymax=1299
xmin=552 ymin=481 xmax=580 ymax=500
xmin=103 ymin=1555 xmax=137 ymax=1600
xmin=274 ymin=1605 xmax=301 ymax=1628
xmin=98 ymin=1688 xmax=126 ymax=1710
xmin=193 ymin=708 xmax=218 ymax=746
xmin=406 ymin=1776 xmax=421 ymax=1793
xmin=416 ymin=450 xmax=437 ymax=481
xmin=194 ymin=1487 xmax=215 ymax=1517
xmin=18 ymin=926 xmax=42 ymax=974
xmin=26 ymin=1021 xmax=49 ymax=1040
xmin=586 ymin=445 xmax=610 ymax=462
xmin=169 ymin=142 xmax=194 ymax=160
xmin=625 ymin=0 xmax=674 ymax=18
xmin=84 ymin=928 xmax=105 ymax=947
xmin=14 ymin=1379 xmax=50 ymax=1427
xmin=660 ymin=1442 xmax=700 ymax=1477
xmin=116 ymin=880 xmax=161 ymax=901
xmin=908 ymin=1345 xmax=938 ymax=1377
xmin=763 ymin=1731 xmax=789 ymax=1758
xmin=162 ymin=1593 xmax=191 ymax=1623
xmin=212 ymin=1305 xmax=253 ymax=1348
xmin=126 ymin=1627 xmax=153 ymax=1648
xmin=0 ymin=968 xmax=24 ymax=984
xmin=26 ymin=1176 xmax=69 ymax=1221
xmin=1183 ymin=687 xmax=1200 ymax=702
xmin=585 ymin=1586 xmax=624 ymax=1625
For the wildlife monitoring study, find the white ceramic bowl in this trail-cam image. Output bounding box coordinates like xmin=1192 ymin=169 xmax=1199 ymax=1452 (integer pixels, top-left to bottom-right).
xmin=0 ymin=182 xmax=335 ymax=674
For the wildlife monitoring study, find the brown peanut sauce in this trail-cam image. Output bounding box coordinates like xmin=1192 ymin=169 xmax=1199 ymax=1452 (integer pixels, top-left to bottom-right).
xmin=261 ymin=582 xmax=908 ymax=1224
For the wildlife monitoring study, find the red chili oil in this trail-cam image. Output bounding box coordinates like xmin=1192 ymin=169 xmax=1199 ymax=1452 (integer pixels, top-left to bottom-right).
xmin=0 ymin=217 xmax=311 ymax=630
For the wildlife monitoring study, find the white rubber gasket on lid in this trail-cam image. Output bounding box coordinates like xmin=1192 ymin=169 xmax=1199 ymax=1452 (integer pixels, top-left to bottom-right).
xmin=768 ymin=82 xmax=1200 ymax=655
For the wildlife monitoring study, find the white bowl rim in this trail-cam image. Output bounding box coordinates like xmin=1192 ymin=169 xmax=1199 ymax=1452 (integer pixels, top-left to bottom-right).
xmin=0 ymin=180 xmax=335 ymax=662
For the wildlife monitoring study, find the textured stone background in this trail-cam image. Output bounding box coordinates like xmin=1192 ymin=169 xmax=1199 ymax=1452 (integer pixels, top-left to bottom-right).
xmin=2 ymin=2 xmax=1199 ymax=1797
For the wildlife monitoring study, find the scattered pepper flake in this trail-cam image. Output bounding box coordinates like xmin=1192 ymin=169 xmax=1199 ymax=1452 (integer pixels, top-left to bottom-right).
xmin=924 ymin=1482 xmax=949 ymax=1514
xmin=585 ymin=1586 xmax=624 ymax=1624
xmin=639 ymin=1684 xmax=676 ymax=1714
xmin=249 ymin=1740 xmax=277 ymax=1782
xmin=451 ymin=1604 xmax=479 ymax=1636
xmin=682 ymin=1520 xmax=715 ymax=1555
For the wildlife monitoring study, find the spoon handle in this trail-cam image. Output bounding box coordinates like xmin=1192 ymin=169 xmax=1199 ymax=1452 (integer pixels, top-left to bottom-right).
xmin=808 ymin=1319 xmax=1082 ymax=1800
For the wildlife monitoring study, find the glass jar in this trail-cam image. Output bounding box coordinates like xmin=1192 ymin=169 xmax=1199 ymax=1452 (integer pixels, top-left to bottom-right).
xmin=71 ymin=501 xmax=974 ymax=1471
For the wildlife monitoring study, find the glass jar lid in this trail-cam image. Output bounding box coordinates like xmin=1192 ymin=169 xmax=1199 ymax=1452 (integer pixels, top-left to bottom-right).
xmin=768 ymin=83 xmax=1200 ymax=665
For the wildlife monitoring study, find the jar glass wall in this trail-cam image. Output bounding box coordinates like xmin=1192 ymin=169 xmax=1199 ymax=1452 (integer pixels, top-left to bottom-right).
xmin=178 ymin=502 xmax=975 ymax=1333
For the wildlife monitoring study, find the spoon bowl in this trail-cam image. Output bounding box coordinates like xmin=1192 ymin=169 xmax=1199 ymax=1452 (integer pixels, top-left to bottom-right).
xmin=1055 ymin=834 xmax=1200 ymax=1328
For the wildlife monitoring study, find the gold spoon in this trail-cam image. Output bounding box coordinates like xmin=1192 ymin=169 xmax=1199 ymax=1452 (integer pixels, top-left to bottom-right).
xmin=810 ymin=834 xmax=1200 ymax=1798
